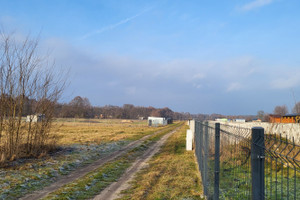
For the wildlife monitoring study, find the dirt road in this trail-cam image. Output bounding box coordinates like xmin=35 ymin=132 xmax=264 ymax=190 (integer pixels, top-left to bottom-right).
xmin=93 ymin=128 xmax=178 ymax=200
xmin=20 ymin=127 xmax=174 ymax=200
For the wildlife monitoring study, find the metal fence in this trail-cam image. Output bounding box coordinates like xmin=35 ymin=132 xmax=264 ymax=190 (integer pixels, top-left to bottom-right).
xmin=194 ymin=121 xmax=300 ymax=200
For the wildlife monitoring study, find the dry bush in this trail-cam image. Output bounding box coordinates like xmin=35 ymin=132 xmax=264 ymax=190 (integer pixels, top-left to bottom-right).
xmin=0 ymin=30 xmax=65 ymax=165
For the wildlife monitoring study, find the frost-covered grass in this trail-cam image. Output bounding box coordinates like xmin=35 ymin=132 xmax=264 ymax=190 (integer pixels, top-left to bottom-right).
xmin=0 ymin=141 xmax=129 ymax=199
xmin=42 ymin=143 xmax=148 ymax=200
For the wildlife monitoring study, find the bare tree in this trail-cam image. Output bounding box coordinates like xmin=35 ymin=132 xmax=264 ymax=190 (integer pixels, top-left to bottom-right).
xmin=292 ymin=102 xmax=300 ymax=114
xmin=257 ymin=110 xmax=265 ymax=120
xmin=69 ymin=96 xmax=92 ymax=118
xmin=273 ymin=105 xmax=288 ymax=116
xmin=0 ymin=30 xmax=66 ymax=163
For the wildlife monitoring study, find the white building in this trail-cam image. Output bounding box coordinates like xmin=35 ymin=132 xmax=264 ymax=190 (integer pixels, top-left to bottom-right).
xmin=215 ymin=118 xmax=228 ymax=122
xmin=26 ymin=114 xmax=45 ymax=122
xmin=148 ymin=116 xmax=168 ymax=126
xmin=235 ymin=119 xmax=246 ymax=123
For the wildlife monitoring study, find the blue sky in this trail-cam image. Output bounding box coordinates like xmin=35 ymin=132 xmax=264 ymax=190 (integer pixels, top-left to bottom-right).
xmin=1 ymin=0 xmax=300 ymax=115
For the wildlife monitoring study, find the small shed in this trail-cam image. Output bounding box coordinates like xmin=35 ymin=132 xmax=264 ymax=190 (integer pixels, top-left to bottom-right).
xmin=215 ymin=118 xmax=228 ymax=122
xmin=26 ymin=114 xmax=45 ymax=123
xmin=235 ymin=119 xmax=246 ymax=123
xmin=148 ymin=117 xmax=168 ymax=126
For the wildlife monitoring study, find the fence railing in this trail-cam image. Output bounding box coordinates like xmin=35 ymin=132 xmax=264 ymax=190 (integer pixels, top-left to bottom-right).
xmin=194 ymin=121 xmax=300 ymax=200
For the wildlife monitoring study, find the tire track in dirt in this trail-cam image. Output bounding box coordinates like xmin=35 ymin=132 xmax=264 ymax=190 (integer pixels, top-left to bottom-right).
xmin=20 ymin=127 xmax=176 ymax=200
xmin=92 ymin=126 xmax=180 ymax=200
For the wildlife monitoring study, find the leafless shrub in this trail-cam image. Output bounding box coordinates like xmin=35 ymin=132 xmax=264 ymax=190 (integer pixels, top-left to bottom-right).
xmin=0 ymin=30 xmax=66 ymax=165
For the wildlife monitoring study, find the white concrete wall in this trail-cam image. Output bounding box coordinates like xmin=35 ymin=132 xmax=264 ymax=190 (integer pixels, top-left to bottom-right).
xmin=190 ymin=120 xmax=195 ymax=134
xmin=209 ymin=121 xmax=300 ymax=144
xmin=186 ymin=120 xmax=195 ymax=150
xmin=186 ymin=129 xmax=193 ymax=150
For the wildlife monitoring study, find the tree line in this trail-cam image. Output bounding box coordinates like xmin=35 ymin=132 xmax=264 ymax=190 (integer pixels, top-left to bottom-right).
xmin=272 ymin=103 xmax=300 ymax=116
xmin=23 ymin=95 xmax=268 ymax=121
xmin=46 ymin=96 xmax=208 ymax=120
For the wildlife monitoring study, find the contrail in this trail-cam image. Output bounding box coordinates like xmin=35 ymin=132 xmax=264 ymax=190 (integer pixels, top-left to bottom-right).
xmin=81 ymin=7 xmax=152 ymax=39
xmin=240 ymin=0 xmax=273 ymax=11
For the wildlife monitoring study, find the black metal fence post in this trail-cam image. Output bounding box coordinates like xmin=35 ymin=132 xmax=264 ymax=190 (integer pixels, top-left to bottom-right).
xmin=195 ymin=121 xmax=200 ymax=170
xmin=214 ymin=123 xmax=220 ymax=200
xmin=204 ymin=121 xmax=209 ymax=196
xmin=251 ymin=127 xmax=265 ymax=200
xmin=199 ymin=122 xmax=203 ymax=172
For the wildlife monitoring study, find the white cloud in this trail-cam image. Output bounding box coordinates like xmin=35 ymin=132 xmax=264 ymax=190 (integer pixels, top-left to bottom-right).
xmin=193 ymin=83 xmax=202 ymax=89
xmin=239 ymin=0 xmax=274 ymax=11
xmin=41 ymin=37 xmax=290 ymax=111
xmin=107 ymin=81 xmax=119 ymax=87
xmin=271 ymin=73 xmax=300 ymax=89
xmin=192 ymin=73 xmax=205 ymax=80
xmin=159 ymin=59 xmax=209 ymax=82
xmin=226 ymin=82 xmax=243 ymax=92
xmin=125 ymin=86 xmax=136 ymax=95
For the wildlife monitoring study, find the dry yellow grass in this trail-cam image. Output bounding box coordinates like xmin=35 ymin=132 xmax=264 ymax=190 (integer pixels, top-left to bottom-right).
xmin=119 ymin=124 xmax=203 ymax=200
xmin=52 ymin=119 xmax=168 ymax=145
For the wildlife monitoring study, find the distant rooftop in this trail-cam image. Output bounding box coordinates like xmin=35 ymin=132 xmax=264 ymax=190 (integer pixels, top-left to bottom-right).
xmin=283 ymin=114 xmax=300 ymax=117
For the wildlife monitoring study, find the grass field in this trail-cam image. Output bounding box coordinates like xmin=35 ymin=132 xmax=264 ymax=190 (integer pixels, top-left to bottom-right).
xmin=53 ymin=119 xmax=165 ymax=145
xmin=0 ymin=119 xmax=177 ymax=199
